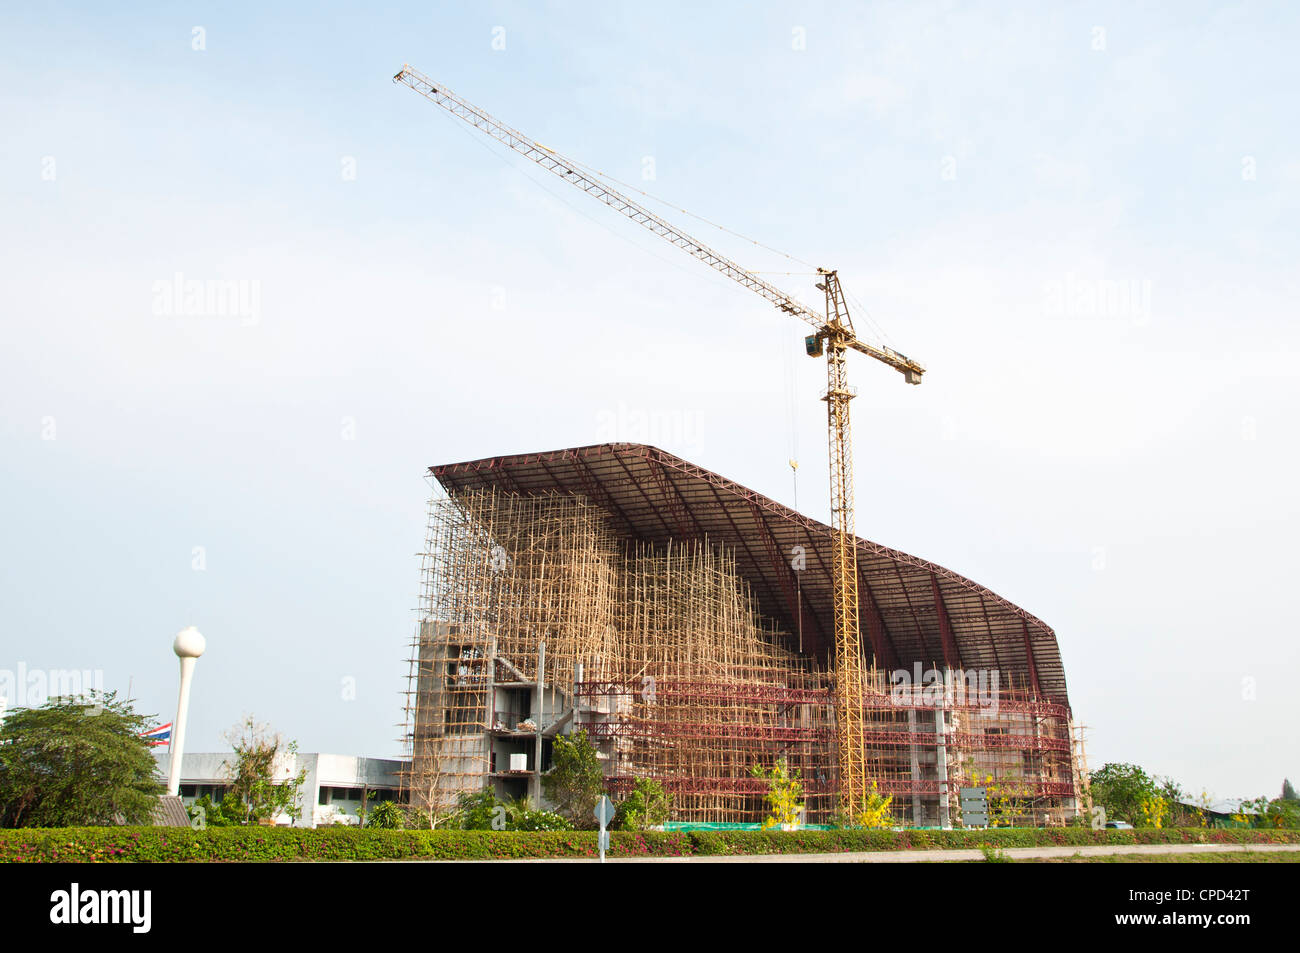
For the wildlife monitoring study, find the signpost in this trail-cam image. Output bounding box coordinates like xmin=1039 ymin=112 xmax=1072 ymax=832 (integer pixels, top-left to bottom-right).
xmin=594 ymin=795 xmax=616 ymax=863
xmin=960 ymin=786 xmax=989 ymax=828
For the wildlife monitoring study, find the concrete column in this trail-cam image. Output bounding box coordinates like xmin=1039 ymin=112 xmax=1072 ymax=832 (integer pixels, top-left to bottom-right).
xmin=485 ymin=637 xmax=497 ymax=793
xmin=935 ymin=708 xmax=950 ymax=830
xmin=907 ymin=707 xmax=923 ymax=825
xmin=297 ymin=754 xmax=320 ymax=829
xmin=532 ymin=642 xmax=546 ymax=804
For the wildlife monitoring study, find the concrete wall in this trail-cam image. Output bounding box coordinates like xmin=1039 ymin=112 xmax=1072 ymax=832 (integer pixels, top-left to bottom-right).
xmin=153 ymin=751 xmax=405 ymax=828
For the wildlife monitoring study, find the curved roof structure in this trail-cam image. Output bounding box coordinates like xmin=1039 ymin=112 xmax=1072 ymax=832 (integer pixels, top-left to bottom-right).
xmin=431 ymin=442 xmax=1069 ymax=707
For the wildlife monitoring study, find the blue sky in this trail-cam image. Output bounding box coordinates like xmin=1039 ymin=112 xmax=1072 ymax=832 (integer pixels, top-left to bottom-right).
xmin=1 ymin=1 xmax=1296 ymax=800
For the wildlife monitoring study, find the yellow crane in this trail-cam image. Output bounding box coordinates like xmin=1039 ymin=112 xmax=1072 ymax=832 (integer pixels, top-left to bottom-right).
xmin=394 ymin=64 xmax=925 ymax=813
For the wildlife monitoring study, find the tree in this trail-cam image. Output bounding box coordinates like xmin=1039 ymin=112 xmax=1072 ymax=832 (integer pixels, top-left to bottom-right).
xmin=832 ymin=779 xmax=894 ymax=830
xmin=1282 ymin=779 xmax=1298 ymax=803
xmin=457 ymin=789 xmax=502 ymax=830
xmin=613 ymin=778 xmax=672 ymax=830
xmin=983 ymin=773 xmax=1033 ymax=828
xmin=1239 ymin=795 xmax=1300 ymax=830
xmin=221 ymin=716 xmax=308 ymax=825
xmin=1090 ymin=763 xmax=1162 ymax=826
xmin=1138 ymin=794 xmax=1170 ymax=828
xmin=1157 ymin=776 xmax=1184 ymax=805
xmin=364 ymin=800 xmax=405 ymax=829
xmin=0 ymin=691 xmax=164 ymax=827
xmin=411 ymin=742 xmax=450 ymax=827
xmin=189 ymin=793 xmax=243 ymax=828
xmin=751 ymin=758 xmax=805 ymax=830
xmin=542 ymin=729 xmax=605 ymax=828
xmin=1157 ymin=777 xmax=1209 ymax=827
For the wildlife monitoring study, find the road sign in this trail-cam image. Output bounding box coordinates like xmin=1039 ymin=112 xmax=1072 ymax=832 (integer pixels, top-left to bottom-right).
xmin=594 ymin=795 xmax=616 ymax=864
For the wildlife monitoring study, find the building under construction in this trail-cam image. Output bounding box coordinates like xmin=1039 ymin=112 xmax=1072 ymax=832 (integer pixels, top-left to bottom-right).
xmin=402 ymin=442 xmax=1086 ymax=827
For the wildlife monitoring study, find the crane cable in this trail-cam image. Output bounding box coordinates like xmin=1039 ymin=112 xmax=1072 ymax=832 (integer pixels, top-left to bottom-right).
xmin=569 ymin=156 xmax=905 ymax=354
xmin=428 ymin=104 xmax=734 ymax=294
xmin=440 ymin=96 xmax=902 ymax=356
xmin=559 ymin=154 xmax=818 ymax=271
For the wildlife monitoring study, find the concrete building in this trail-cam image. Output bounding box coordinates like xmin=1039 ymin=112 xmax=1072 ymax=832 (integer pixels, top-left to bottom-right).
xmin=154 ymin=751 xmax=403 ymax=828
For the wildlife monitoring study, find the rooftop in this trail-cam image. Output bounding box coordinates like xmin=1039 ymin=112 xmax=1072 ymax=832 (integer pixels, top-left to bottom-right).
xmin=431 ymin=442 xmax=1069 ymax=706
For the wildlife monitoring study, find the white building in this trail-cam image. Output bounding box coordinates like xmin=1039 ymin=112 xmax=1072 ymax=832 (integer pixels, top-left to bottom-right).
xmin=153 ymin=751 xmax=404 ymax=828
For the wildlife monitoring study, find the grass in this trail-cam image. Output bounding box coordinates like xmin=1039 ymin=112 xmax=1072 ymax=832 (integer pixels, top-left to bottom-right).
xmin=1021 ymin=849 xmax=1300 ymax=863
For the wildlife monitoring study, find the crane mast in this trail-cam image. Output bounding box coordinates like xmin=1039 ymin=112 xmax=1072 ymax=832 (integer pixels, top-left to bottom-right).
xmin=394 ymin=64 xmax=924 ymax=815
xmin=819 ymin=269 xmax=868 ymax=815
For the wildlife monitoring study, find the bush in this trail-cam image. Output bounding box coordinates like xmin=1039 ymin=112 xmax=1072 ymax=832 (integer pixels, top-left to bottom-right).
xmin=829 ymin=781 xmax=894 ymax=830
xmin=613 ymin=779 xmax=671 ymax=831
xmin=688 ymin=831 xmax=727 ymax=856
xmin=457 ymin=790 xmax=502 ymax=830
xmin=400 ymin=806 xmax=432 ymax=830
xmin=190 ymin=794 xmax=244 ymax=828
xmin=364 ymin=800 xmax=405 ymax=830
xmin=0 ymin=825 xmax=1294 ymax=863
xmin=512 ymin=810 xmax=573 ymax=831
xmin=450 ymin=789 xmax=573 ymax=832
xmin=750 ymin=759 xmax=804 ymax=830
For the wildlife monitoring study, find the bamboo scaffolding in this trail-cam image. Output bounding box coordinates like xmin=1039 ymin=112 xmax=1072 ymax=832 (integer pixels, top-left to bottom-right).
xmin=401 ymin=487 xmax=1081 ymax=826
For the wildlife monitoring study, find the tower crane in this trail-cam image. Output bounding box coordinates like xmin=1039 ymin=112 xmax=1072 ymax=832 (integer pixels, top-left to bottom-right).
xmin=393 ymin=64 xmax=925 ymax=813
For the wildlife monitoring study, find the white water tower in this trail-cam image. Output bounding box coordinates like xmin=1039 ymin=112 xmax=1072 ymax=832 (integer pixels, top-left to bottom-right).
xmin=167 ymin=626 xmax=206 ymax=797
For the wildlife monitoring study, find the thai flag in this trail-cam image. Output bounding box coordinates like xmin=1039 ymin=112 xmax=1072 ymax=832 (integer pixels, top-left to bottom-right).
xmin=141 ymin=723 xmax=172 ymax=747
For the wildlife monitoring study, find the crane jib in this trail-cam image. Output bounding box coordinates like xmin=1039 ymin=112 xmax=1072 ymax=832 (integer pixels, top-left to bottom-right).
xmin=394 ymin=65 xmax=922 ymax=383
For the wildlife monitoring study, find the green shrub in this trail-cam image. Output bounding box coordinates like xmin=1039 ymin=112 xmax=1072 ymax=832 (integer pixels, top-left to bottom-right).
xmin=402 ymin=806 xmax=432 ymax=830
xmin=364 ymin=800 xmax=405 ymax=830
xmin=0 ymin=825 xmax=1293 ymax=863
xmin=688 ymin=831 xmax=727 ymax=856
xmin=613 ymin=779 xmax=671 ymax=831
xmin=750 ymin=759 xmax=804 ymax=829
xmin=513 ymin=810 xmax=572 ymax=831
xmin=457 ymin=790 xmax=502 ymax=830
xmin=189 ymin=794 xmax=244 ymax=828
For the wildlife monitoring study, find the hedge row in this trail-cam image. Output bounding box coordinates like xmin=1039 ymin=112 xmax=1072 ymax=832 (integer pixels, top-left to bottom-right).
xmin=1 ymin=825 xmax=1296 ymax=863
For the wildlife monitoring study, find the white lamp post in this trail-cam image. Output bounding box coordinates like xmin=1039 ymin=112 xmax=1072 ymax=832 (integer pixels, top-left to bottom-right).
xmin=167 ymin=626 xmax=206 ymax=797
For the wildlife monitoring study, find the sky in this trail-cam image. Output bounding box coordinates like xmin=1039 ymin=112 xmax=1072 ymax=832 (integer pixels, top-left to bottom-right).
xmin=1 ymin=1 xmax=1296 ymax=801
